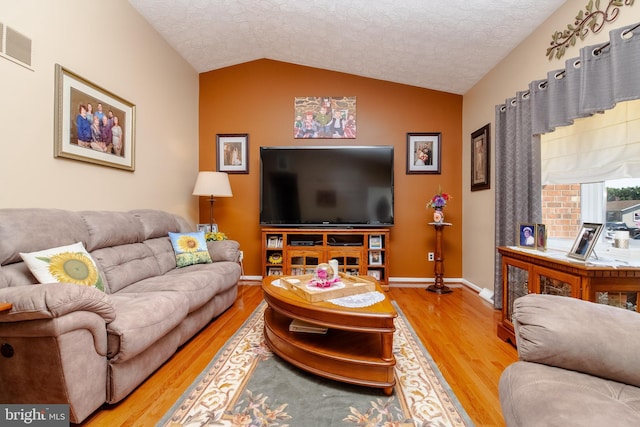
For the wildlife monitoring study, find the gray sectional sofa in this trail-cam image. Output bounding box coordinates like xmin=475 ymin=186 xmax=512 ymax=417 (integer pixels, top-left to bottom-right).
xmin=0 ymin=208 xmax=241 ymax=423
xmin=500 ymin=294 xmax=640 ymax=427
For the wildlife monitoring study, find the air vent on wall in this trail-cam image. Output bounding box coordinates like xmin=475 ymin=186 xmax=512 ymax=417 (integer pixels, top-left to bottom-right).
xmin=0 ymin=22 xmax=32 ymax=70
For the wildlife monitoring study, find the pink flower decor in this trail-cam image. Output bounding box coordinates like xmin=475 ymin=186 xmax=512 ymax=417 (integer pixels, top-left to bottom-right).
xmin=310 ymin=277 xmax=340 ymax=288
xmin=427 ymin=187 xmax=451 ymax=210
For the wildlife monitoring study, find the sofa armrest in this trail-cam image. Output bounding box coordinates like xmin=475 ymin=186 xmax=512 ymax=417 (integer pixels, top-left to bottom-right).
xmin=513 ymin=293 xmax=640 ymax=387
xmin=0 ymin=283 xmax=115 ymax=323
xmin=207 ymin=239 xmax=240 ymax=263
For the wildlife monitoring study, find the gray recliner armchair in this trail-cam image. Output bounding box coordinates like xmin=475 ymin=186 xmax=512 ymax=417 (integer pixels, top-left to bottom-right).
xmin=499 ymin=293 xmax=640 ymax=427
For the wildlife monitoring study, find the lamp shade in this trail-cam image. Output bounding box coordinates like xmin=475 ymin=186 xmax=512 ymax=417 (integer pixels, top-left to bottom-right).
xmin=192 ymin=172 xmax=233 ymax=197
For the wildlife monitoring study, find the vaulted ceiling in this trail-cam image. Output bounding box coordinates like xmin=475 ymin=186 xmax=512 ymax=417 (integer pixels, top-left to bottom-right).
xmin=128 ymin=0 xmax=567 ymax=94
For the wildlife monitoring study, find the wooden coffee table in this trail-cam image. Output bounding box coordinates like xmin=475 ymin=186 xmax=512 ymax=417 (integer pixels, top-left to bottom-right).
xmin=262 ymin=276 xmax=397 ymax=395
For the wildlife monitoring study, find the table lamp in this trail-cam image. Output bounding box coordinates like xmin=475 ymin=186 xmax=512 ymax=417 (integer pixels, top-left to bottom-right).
xmin=192 ymin=171 xmax=233 ymax=230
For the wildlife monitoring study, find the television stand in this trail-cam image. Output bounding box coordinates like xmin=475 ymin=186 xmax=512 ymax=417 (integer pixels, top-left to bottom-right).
xmin=261 ymin=227 xmax=390 ymax=287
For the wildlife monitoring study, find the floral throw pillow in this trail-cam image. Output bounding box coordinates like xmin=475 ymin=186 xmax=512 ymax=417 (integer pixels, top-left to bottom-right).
xmin=20 ymin=242 xmax=104 ymax=291
xmin=169 ymin=231 xmax=213 ymax=268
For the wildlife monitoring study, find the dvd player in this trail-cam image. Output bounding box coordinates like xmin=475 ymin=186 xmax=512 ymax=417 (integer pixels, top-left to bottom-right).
xmin=291 ymin=240 xmax=315 ymax=246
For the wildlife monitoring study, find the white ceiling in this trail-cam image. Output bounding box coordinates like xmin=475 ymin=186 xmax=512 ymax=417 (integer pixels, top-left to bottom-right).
xmin=128 ymin=0 xmax=567 ymax=95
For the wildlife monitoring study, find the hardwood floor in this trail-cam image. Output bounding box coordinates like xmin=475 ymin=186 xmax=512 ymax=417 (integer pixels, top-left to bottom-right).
xmin=79 ymin=283 xmax=517 ymax=426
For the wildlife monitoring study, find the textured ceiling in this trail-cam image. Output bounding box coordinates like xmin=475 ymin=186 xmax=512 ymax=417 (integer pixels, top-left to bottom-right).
xmin=128 ymin=0 xmax=567 ymax=94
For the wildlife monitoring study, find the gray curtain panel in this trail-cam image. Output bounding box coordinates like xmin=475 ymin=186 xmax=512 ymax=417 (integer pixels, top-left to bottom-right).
xmin=493 ymin=22 xmax=640 ymax=309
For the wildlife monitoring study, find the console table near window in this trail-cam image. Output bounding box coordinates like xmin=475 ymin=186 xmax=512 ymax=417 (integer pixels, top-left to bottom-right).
xmin=498 ymin=246 xmax=640 ymax=345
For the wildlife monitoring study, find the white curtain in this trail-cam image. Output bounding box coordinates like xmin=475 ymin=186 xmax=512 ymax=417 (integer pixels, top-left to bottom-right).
xmin=493 ymin=22 xmax=640 ymax=309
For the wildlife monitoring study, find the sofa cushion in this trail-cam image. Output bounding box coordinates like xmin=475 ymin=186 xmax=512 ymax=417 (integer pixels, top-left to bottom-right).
xmin=107 ymin=291 xmax=189 ymax=363
xmin=90 ymin=243 xmax=162 ymax=294
xmin=130 ymin=209 xmax=183 ymax=239
xmin=169 ymin=231 xmax=212 ymax=268
xmin=20 ymin=242 xmax=104 ymax=291
xmin=79 ymin=211 xmax=145 ymax=252
xmin=117 ymin=261 xmax=240 ymax=313
xmin=0 ymin=209 xmax=89 ymax=266
xmin=514 ymin=294 xmax=640 ymax=388
xmin=500 ymin=361 xmax=640 ymax=427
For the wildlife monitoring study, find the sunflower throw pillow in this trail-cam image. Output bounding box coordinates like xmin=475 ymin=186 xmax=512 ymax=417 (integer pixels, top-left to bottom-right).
xmin=20 ymin=242 xmax=104 ymax=291
xmin=169 ymin=231 xmax=213 ymax=268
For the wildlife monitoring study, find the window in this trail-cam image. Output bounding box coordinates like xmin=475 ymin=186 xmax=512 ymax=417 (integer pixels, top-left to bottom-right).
xmin=541 ymin=99 xmax=640 ymax=253
xmin=542 ymin=179 xmax=640 ymax=251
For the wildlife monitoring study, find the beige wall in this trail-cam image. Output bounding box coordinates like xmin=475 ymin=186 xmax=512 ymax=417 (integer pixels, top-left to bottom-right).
xmin=462 ymin=0 xmax=640 ymax=291
xmin=0 ymin=1 xmax=200 ymax=222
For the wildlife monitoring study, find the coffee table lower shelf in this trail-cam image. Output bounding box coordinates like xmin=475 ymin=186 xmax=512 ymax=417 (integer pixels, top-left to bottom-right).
xmin=263 ymin=307 xmax=395 ymax=395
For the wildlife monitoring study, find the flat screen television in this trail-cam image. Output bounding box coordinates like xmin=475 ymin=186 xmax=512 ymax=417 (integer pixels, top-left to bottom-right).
xmin=260 ymin=146 xmax=394 ymax=227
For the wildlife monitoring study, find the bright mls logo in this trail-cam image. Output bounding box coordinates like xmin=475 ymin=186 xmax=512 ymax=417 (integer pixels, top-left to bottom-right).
xmin=1 ymin=405 xmax=69 ymax=426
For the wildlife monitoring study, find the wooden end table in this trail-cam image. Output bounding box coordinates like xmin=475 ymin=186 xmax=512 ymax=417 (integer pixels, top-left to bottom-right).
xmin=427 ymin=222 xmax=452 ymax=294
xmin=261 ymin=276 xmax=397 ymax=395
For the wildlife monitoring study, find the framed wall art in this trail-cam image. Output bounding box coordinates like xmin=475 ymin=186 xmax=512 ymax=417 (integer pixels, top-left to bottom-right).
xmin=294 ymin=96 xmax=356 ymax=139
xmin=216 ymin=134 xmax=249 ymax=174
xmin=406 ymin=132 xmax=441 ymax=174
xmin=471 ymin=123 xmax=490 ymax=191
xmin=568 ymin=223 xmax=604 ymax=261
xmin=54 ymin=64 xmax=136 ymax=171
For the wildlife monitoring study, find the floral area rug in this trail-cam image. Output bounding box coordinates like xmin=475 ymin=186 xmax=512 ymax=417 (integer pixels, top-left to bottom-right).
xmin=158 ymin=302 xmax=473 ymax=426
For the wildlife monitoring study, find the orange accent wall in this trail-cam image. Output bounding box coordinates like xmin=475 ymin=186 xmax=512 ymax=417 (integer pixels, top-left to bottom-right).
xmin=199 ymin=59 xmax=462 ymax=279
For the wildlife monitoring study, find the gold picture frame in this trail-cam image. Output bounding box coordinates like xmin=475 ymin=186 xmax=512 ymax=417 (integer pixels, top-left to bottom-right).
xmin=54 ymin=64 xmax=136 ymax=171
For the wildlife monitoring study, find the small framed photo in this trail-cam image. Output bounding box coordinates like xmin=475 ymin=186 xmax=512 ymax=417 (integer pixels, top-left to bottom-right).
xmin=518 ymin=224 xmax=536 ymax=248
xmin=197 ymin=224 xmax=211 ymax=233
xmin=267 ymin=236 xmax=281 ymax=248
xmin=536 ymin=224 xmax=547 ymax=251
xmin=368 ymin=270 xmax=381 ymax=280
xmin=54 ymin=64 xmax=136 ymax=171
xmin=406 ymin=132 xmax=441 ymax=174
xmin=471 ymin=123 xmax=490 ymax=191
xmin=216 ymin=134 xmax=249 ymax=174
xmin=568 ymin=223 xmax=604 ymax=261
xmin=267 ymin=267 xmax=283 ymax=276
xmin=369 ymin=251 xmax=382 ymax=266
xmin=369 ymin=235 xmax=382 ymax=249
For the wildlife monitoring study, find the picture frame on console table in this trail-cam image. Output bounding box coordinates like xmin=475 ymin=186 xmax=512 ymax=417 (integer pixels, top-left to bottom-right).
xmin=216 ymin=134 xmax=249 ymax=174
xmin=568 ymin=222 xmax=603 ymax=261
xmin=536 ymin=223 xmax=547 ymax=251
xmin=470 ymin=123 xmax=490 ymax=191
xmin=406 ymin=132 xmax=441 ymax=174
xmin=369 ymin=251 xmax=382 ymax=266
xmin=54 ymin=64 xmax=136 ymax=171
xmin=517 ymin=223 xmax=536 ymax=249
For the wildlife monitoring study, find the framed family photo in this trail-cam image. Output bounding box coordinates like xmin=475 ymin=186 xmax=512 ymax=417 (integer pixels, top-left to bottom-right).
xmin=471 ymin=123 xmax=490 ymax=191
xmin=54 ymin=64 xmax=136 ymax=171
xmin=406 ymin=132 xmax=441 ymax=174
xmin=568 ymin=223 xmax=604 ymax=261
xmin=216 ymin=134 xmax=249 ymax=174
xmin=294 ymin=96 xmax=357 ymax=139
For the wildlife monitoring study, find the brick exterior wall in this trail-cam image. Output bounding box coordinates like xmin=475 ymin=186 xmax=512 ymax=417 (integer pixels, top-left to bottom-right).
xmin=542 ymin=184 xmax=582 ymax=238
